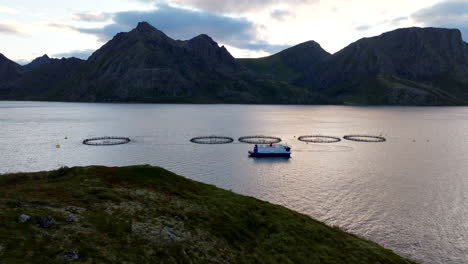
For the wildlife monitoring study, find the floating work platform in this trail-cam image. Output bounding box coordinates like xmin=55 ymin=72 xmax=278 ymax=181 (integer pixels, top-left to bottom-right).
xmin=249 ymin=144 xmax=291 ymax=158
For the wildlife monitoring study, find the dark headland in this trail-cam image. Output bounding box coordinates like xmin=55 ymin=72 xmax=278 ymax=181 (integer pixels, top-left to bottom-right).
xmin=1 ymin=21 xmax=467 ymax=105
xmin=0 ymin=165 xmax=417 ymax=263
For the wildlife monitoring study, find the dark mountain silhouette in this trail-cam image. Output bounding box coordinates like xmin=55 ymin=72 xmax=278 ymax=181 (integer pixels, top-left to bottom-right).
xmin=0 ymin=53 xmax=23 ymax=82
xmin=241 ymin=27 xmax=468 ymax=105
xmin=238 ymin=40 xmax=331 ymax=83
xmin=0 ymin=53 xmax=24 ymax=97
xmin=10 ymin=57 xmax=85 ymax=100
xmin=301 ymin=27 xmax=468 ymax=105
xmin=23 ymin=55 xmax=52 ymax=71
xmin=1 ymin=24 xmax=468 ymax=105
xmin=0 ymin=22 xmax=318 ymax=104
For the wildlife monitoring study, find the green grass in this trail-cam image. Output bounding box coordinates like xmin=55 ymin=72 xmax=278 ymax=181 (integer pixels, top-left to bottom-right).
xmin=0 ymin=166 xmax=418 ymax=263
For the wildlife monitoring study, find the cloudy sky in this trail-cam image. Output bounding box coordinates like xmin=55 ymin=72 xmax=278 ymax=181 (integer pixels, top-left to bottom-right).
xmin=0 ymin=0 xmax=467 ymax=63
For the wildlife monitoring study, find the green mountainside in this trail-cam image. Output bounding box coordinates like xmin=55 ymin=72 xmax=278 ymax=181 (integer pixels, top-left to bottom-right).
xmin=0 ymin=165 xmax=417 ymax=263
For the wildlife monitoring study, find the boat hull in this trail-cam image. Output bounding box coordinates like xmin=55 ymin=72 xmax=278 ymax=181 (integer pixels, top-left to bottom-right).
xmin=249 ymin=152 xmax=291 ymax=158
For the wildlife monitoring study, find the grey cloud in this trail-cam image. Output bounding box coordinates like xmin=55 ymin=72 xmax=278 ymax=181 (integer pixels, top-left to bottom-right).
xmin=71 ymin=4 xmax=284 ymax=53
xmin=355 ymin=25 xmax=371 ymax=31
xmin=73 ymin=12 xmax=110 ymax=22
xmin=0 ymin=23 xmax=21 ymax=35
xmin=52 ymin=49 xmax=95 ymax=60
xmin=270 ymin=9 xmax=294 ymax=21
xmin=412 ymin=1 xmax=468 ymax=41
xmin=140 ymin=0 xmax=317 ymax=13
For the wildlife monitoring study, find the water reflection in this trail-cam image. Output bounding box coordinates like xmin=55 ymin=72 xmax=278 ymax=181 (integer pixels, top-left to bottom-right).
xmin=251 ymin=157 xmax=291 ymax=163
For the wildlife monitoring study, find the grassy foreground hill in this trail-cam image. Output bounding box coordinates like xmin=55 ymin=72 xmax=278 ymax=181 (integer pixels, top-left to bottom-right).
xmin=0 ymin=166 xmax=416 ymax=263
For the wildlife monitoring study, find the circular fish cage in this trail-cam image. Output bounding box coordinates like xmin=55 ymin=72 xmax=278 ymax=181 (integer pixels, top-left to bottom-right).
xmin=83 ymin=137 xmax=131 ymax=146
xmin=190 ymin=136 xmax=234 ymax=144
xmin=298 ymin=135 xmax=341 ymax=143
xmin=343 ymin=135 xmax=386 ymax=143
xmin=238 ymin=135 xmax=282 ymax=144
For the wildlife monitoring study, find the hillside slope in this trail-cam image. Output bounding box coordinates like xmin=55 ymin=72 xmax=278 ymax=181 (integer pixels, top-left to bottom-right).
xmin=0 ymin=165 xmax=417 ymax=263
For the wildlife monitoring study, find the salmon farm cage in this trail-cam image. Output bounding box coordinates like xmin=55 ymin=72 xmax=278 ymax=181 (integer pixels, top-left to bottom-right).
xmin=298 ymin=135 xmax=341 ymax=143
xmin=238 ymin=135 xmax=282 ymax=144
xmin=83 ymin=137 xmax=131 ymax=146
xmin=343 ymin=135 xmax=386 ymax=142
xmin=190 ymin=136 xmax=234 ymax=144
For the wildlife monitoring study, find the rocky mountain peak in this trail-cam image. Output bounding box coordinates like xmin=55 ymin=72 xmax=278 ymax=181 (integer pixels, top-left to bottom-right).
xmin=24 ymin=54 xmax=52 ymax=71
xmin=131 ymin=21 xmax=170 ymax=40
xmin=135 ymin=21 xmax=155 ymax=32
xmin=39 ymin=54 xmax=50 ymax=60
xmin=186 ymin=34 xmax=220 ymax=51
xmin=277 ymin=40 xmax=330 ymax=58
xmin=297 ymin=40 xmax=323 ymax=49
xmin=184 ymin=34 xmax=239 ymax=73
xmin=270 ymin=40 xmax=331 ymax=72
xmin=189 ymin=34 xmax=215 ymax=44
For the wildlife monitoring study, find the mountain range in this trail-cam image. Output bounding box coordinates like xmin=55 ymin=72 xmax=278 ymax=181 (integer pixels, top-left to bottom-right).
xmin=1 ymin=22 xmax=467 ymax=105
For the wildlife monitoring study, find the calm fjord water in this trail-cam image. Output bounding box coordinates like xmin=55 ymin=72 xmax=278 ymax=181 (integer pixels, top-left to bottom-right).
xmin=2 ymin=101 xmax=468 ymax=263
